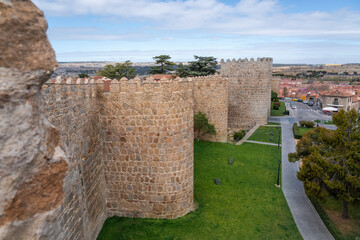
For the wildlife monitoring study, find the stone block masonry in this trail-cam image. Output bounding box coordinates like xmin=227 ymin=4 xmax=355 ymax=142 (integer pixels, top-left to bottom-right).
xmin=193 ymin=75 xmax=228 ymax=142
xmin=221 ymin=58 xmax=273 ymax=130
xmin=102 ymin=77 xmax=194 ymax=219
xmin=42 ymin=78 xmax=107 ymax=240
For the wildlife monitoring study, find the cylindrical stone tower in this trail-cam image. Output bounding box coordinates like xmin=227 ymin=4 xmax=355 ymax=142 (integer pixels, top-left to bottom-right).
xmin=221 ymin=58 xmax=273 ymax=130
xmin=102 ymin=77 xmax=194 ymax=219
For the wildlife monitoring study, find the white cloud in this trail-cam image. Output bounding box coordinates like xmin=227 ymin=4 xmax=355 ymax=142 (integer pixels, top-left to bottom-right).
xmin=33 ymin=0 xmax=360 ymax=38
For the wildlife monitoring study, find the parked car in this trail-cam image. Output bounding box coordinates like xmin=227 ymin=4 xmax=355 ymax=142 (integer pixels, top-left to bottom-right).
xmin=307 ymin=102 xmax=314 ymax=106
xmin=291 ymin=104 xmax=297 ymax=109
xmin=297 ymin=99 xmax=303 ymax=102
xmin=303 ymin=100 xmax=308 ymax=104
xmin=292 ymin=98 xmax=298 ymax=101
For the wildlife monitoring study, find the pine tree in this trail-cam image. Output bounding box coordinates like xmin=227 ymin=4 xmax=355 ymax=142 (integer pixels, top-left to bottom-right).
xmin=148 ymin=55 xmax=175 ymax=74
xmin=289 ymin=109 xmax=360 ymax=218
xmin=97 ymin=61 xmax=136 ymax=80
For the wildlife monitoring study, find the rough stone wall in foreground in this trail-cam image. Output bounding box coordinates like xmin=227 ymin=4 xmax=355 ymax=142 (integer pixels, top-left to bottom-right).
xmin=102 ymin=77 xmax=194 ymax=219
xmin=42 ymin=79 xmax=107 ymax=240
xmin=0 ymin=1 xmax=67 ymax=239
xmin=221 ymin=58 xmax=273 ymax=130
xmin=193 ymin=75 xmax=228 ymax=142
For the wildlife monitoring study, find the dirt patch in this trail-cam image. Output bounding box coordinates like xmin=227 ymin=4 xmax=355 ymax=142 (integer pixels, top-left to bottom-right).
xmin=0 ymin=160 xmax=68 ymax=225
xmin=325 ymin=209 xmax=360 ymax=235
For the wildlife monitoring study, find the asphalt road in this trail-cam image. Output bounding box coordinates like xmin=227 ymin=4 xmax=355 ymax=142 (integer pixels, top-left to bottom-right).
xmin=285 ymin=100 xmax=337 ymax=130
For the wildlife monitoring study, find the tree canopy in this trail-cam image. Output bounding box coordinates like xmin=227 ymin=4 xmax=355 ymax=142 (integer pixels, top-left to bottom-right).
xmin=271 ymin=90 xmax=278 ymax=100
xmin=177 ymin=55 xmax=218 ymax=77
xmin=194 ymin=112 xmax=217 ymax=141
xmin=97 ymin=61 xmax=136 ymax=80
xmin=78 ymin=73 xmax=89 ymax=78
xmin=289 ymin=109 xmax=360 ymax=218
xmin=148 ymin=55 xmax=175 ymax=74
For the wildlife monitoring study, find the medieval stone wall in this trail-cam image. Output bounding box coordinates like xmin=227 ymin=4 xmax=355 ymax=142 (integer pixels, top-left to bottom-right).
xmin=193 ymin=75 xmax=228 ymax=142
xmin=102 ymin=77 xmax=194 ymax=219
xmin=221 ymin=58 xmax=273 ymax=130
xmin=42 ymin=78 xmax=107 ymax=240
xmin=272 ymin=77 xmax=281 ymax=93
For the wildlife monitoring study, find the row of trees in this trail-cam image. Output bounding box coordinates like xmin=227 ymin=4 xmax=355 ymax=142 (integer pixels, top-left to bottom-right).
xmin=95 ymin=55 xmax=218 ymax=80
xmin=289 ymin=109 xmax=360 ymax=219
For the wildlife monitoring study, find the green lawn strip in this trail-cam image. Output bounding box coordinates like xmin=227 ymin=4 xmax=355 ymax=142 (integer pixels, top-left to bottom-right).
xmin=297 ymin=127 xmax=314 ymax=136
xmin=248 ymin=126 xmax=282 ymax=144
xmin=267 ymin=122 xmax=281 ymax=125
xmin=310 ymin=197 xmax=360 ymax=240
xmin=271 ymin=102 xmax=286 ymax=116
xmin=314 ymin=120 xmax=334 ymax=125
xmin=97 ymin=142 xmax=301 ymax=240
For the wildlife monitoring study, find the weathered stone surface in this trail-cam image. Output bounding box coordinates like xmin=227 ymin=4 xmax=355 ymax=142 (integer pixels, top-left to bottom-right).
xmin=221 ymin=58 xmax=273 ymax=130
xmin=193 ymin=75 xmax=228 ymax=142
xmin=102 ymin=79 xmax=194 ymax=219
xmin=0 ymin=1 xmax=66 ymax=239
xmin=0 ymin=0 xmax=56 ymax=74
xmin=42 ymin=82 xmax=107 ymax=239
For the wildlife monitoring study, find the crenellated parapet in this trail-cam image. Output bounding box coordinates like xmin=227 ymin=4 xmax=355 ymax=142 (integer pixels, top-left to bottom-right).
xmin=221 ymin=57 xmax=273 ymax=130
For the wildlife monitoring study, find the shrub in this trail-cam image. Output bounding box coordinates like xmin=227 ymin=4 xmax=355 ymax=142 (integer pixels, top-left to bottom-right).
xmin=233 ymin=130 xmax=246 ymax=142
xmin=273 ymin=102 xmax=281 ymax=106
xmin=300 ymin=120 xmax=315 ymax=128
xmin=304 ymin=121 xmax=315 ymax=128
xmin=293 ymin=123 xmax=302 ymax=139
xmin=283 ymin=110 xmax=289 ymax=115
xmin=273 ymin=105 xmax=279 ymax=110
xmin=194 ymin=112 xmax=217 ymax=140
xmin=299 ymin=121 xmax=306 ymax=127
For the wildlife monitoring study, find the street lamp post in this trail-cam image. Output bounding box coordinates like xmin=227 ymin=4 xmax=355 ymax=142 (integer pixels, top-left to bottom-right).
xmin=276 ymin=126 xmax=280 ymax=148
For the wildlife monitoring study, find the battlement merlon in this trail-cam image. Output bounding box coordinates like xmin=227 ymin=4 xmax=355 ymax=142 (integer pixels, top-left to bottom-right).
xmin=220 ymin=57 xmax=273 ymax=77
xmin=220 ymin=57 xmax=273 ymax=64
xmin=46 ymin=76 xmax=195 ymax=94
xmin=47 ymin=75 xmax=230 ymax=93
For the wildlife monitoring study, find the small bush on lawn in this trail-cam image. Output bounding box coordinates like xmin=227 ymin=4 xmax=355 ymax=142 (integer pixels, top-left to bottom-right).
xmin=299 ymin=120 xmax=314 ymax=128
xmin=293 ymin=123 xmax=302 ymax=139
xmin=273 ymin=105 xmax=279 ymax=110
xmin=283 ymin=110 xmax=289 ymax=115
xmin=304 ymin=121 xmax=315 ymax=128
xmin=233 ymin=130 xmax=246 ymax=142
xmin=273 ymin=102 xmax=281 ymax=106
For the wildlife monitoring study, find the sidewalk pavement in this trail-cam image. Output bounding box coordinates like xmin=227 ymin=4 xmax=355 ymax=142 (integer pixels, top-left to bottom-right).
xmin=280 ymin=119 xmax=334 ymax=240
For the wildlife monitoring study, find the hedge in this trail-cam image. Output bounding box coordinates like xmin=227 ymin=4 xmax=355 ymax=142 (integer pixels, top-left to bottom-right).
xmin=292 ymin=123 xmax=303 ymax=139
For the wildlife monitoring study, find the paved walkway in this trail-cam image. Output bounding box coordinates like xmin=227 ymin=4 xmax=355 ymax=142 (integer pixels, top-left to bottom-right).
xmin=236 ymin=123 xmax=261 ymax=145
xmin=278 ymin=117 xmax=334 ymax=240
xmin=244 ymin=140 xmax=281 ymax=147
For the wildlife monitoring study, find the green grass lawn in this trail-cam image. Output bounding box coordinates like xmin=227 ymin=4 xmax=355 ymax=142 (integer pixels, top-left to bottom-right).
xmin=297 ymin=127 xmax=314 ymax=136
xmin=97 ymin=141 xmax=301 ymax=240
xmin=314 ymin=120 xmax=334 ymax=125
xmin=248 ymin=126 xmax=282 ymax=144
xmin=271 ymin=102 xmax=286 ymax=116
xmin=311 ymin=197 xmax=360 ymax=240
xmin=267 ymin=122 xmax=281 ymax=125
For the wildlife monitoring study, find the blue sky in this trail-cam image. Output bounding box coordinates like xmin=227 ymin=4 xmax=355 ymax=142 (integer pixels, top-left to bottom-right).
xmin=33 ymin=0 xmax=360 ymax=64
